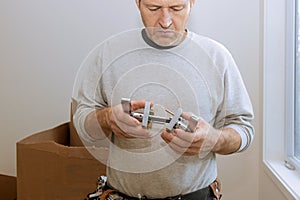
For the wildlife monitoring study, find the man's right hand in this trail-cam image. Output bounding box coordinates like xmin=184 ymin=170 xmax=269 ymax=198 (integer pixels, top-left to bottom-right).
xmin=107 ymin=100 xmax=152 ymax=138
xmin=84 ymin=100 xmax=152 ymax=139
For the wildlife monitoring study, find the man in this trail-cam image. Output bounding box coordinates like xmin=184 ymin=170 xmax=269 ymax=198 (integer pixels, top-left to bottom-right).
xmin=72 ymin=0 xmax=254 ymax=199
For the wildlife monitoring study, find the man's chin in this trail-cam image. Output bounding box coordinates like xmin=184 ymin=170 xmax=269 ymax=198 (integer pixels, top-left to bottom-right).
xmin=144 ymin=27 xmax=185 ymax=47
xmin=152 ymin=32 xmax=183 ymax=46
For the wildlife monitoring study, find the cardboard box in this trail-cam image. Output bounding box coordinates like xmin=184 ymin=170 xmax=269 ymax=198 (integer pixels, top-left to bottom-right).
xmin=70 ymin=99 xmax=84 ymax=146
xmin=0 ymin=174 xmax=17 ymax=200
xmin=17 ymin=122 xmax=108 ymax=200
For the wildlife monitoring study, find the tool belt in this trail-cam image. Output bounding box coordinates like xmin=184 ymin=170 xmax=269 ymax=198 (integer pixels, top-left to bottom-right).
xmin=86 ymin=176 xmax=222 ymax=200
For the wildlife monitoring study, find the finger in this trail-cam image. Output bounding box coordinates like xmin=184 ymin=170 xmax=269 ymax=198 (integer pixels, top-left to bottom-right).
xmin=161 ymin=131 xmax=174 ymax=143
xmin=116 ymin=120 xmax=151 ymax=138
xmin=188 ymin=139 xmax=204 ymax=149
xmin=112 ymin=121 xmax=150 ymax=139
xmin=167 ymin=141 xmax=187 ymax=154
xmin=161 ymin=131 xmax=200 ymax=154
xmin=161 ymin=135 xmax=170 ymax=144
xmin=119 ymin=114 xmax=141 ymax=127
xmin=131 ymin=100 xmax=154 ymax=111
xmin=162 ymin=129 xmax=206 ymax=149
xmin=161 ymin=131 xmax=201 ymax=156
xmin=167 ymin=140 xmax=200 ymax=156
xmin=161 ymin=130 xmax=195 ymax=144
xmin=111 ymin=123 xmax=135 ymax=138
xmin=173 ymin=129 xmax=195 ymax=143
xmin=163 ymin=130 xmax=193 ymax=148
xmin=194 ymin=118 xmax=210 ymax=133
xmin=112 ymin=106 xmax=141 ymax=127
xmin=181 ymin=112 xmax=192 ymax=120
xmin=125 ymin=126 xmax=151 ymax=138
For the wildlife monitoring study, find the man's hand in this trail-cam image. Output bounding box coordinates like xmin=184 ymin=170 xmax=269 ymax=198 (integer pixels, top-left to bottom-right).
xmin=160 ymin=114 xmax=242 ymax=156
xmin=108 ymin=100 xmax=152 ymax=138
xmin=85 ymin=100 xmax=153 ymax=140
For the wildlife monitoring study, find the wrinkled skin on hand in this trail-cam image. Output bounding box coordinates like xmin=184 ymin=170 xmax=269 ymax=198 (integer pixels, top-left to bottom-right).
xmin=109 ymin=100 xmax=154 ymax=139
xmin=161 ymin=113 xmax=221 ymax=156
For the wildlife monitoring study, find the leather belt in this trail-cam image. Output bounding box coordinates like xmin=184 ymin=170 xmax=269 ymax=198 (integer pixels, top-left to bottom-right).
xmin=104 ymin=184 xmax=215 ymax=200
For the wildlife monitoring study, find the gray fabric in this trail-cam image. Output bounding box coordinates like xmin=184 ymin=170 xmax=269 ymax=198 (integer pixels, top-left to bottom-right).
xmin=72 ymin=29 xmax=254 ymax=198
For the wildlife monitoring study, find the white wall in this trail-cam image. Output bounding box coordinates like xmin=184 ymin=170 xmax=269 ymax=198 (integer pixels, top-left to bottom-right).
xmin=0 ymin=0 xmax=275 ymax=199
xmin=194 ymin=1 xmax=260 ymax=200
xmin=0 ymin=0 xmax=141 ymax=176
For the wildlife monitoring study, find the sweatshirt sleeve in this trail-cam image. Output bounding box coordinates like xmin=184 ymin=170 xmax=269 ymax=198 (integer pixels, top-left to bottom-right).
xmin=212 ymin=44 xmax=255 ymax=152
xmin=72 ymin=45 xmax=108 ymax=143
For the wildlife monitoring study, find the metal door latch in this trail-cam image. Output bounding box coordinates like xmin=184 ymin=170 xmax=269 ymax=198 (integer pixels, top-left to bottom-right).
xmin=121 ymin=98 xmax=199 ymax=133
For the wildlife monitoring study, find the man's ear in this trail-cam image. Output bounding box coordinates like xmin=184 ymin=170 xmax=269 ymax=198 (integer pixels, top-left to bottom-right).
xmin=190 ymin=0 xmax=195 ymax=8
xmin=135 ymin=0 xmax=140 ymax=8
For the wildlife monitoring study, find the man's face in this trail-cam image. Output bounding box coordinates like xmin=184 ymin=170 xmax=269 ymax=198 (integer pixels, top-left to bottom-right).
xmin=136 ymin=0 xmax=194 ymax=46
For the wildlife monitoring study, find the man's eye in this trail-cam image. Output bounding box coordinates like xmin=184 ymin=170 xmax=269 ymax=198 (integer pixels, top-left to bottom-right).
xmin=148 ymin=7 xmax=160 ymax=11
xmin=171 ymin=6 xmax=184 ymax=11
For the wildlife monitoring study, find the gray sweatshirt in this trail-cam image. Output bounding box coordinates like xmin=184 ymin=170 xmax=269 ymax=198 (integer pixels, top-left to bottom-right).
xmin=72 ymin=29 xmax=254 ymax=198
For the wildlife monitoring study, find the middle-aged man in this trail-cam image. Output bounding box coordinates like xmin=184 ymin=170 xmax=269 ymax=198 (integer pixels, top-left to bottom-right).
xmin=72 ymin=0 xmax=255 ymax=199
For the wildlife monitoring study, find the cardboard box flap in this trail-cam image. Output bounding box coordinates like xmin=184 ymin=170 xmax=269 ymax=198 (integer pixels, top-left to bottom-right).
xmin=17 ymin=123 xmax=108 ymax=161
xmin=17 ymin=122 xmax=107 ymax=200
xmin=18 ymin=123 xmax=70 ymax=145
xmin=18 ymin=141 xmax=108 ymax=161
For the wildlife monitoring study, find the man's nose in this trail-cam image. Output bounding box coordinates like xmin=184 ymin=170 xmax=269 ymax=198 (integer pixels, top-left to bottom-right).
xmin=159 ymin=9 xmax=172 ymax=29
